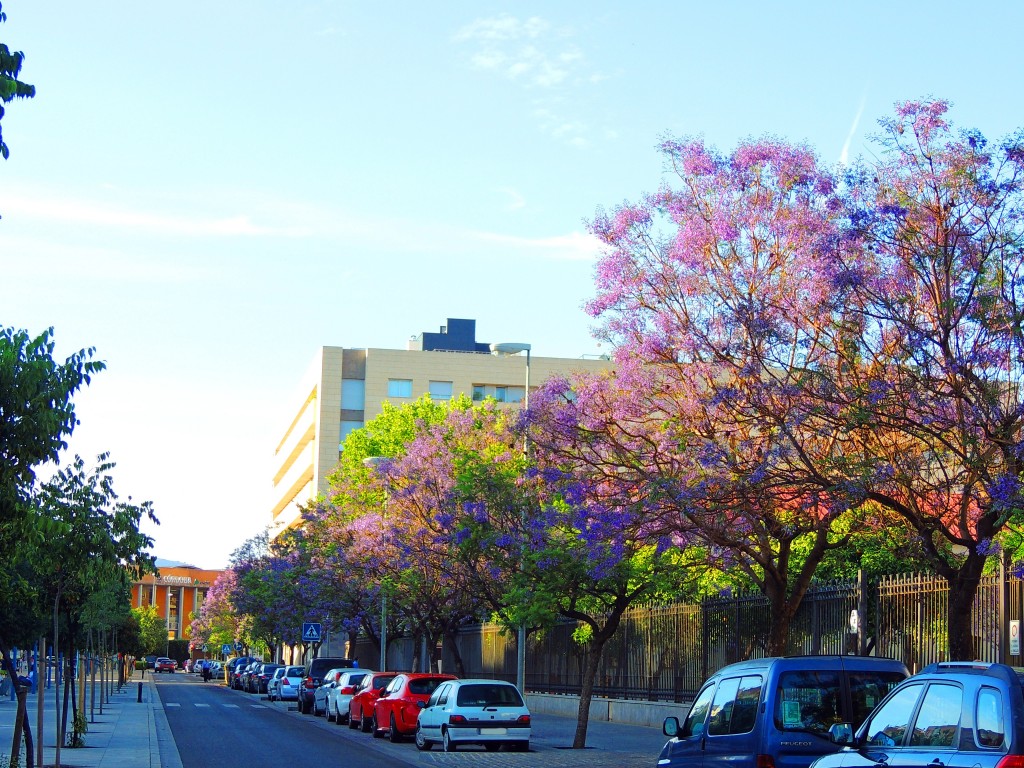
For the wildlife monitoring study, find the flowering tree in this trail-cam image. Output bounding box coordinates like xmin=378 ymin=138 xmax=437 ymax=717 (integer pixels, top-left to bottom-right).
xmin=190 ymin=569 xmax=246 ymax=655
xmin=832 ymin=101 xmax=1024 ymax=658
xmin=585 ymin=135 xmax=867 ymax=654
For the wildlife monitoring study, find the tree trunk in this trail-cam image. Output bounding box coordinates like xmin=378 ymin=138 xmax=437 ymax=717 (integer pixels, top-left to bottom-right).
xmin=442 ymin=629 xmax=466 ymax=678
xmin=947 ymin=557 xmax=985 ymax=660
xmin=12 ymin=684 xmax=26 ymax=768
xmin=573 ymin=643 xmax=605 ymax=749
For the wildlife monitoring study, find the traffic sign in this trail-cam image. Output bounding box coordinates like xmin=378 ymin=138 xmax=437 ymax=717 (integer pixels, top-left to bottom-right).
xmin=221 ymin=643 xmax=231 ymax=655
xmin=233 ymin=642 xmax=243 ymax=652
xmin=1011 ymin=620 xmax=1020 ymax=656
xmin=302 ymin=622 xmax=322 ymax=643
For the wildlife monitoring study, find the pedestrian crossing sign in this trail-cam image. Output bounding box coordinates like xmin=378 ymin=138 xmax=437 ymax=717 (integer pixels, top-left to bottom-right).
xmin=302 ymin=622 xmax=322 ymax=643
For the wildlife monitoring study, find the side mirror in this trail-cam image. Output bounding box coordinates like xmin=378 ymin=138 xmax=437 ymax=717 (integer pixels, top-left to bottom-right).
xmin=416 ymin=701 xmax=426 ymax=709
xmin=664 ymin=716 xmax=680 ymax=738
xmin=829 ymin=723 xmax=854 ymax=745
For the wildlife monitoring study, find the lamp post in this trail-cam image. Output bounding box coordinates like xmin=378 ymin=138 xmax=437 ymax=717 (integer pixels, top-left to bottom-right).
xmin=489 ymin=341 xmax=531 ymax=695
xmin=363 ymin=456 xmax=389 ymax=671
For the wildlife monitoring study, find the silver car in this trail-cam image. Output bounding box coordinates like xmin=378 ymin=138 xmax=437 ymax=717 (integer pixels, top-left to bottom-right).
xmin=415 ymin=679 xmax=530 ymax=752
xmin=268 ymin=665 xmax=306 ymax=702
xmin=328 ymin=669 xmax=372 ymax=724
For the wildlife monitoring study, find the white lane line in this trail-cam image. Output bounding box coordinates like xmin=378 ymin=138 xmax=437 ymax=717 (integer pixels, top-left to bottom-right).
xmin=166 ymin=703 xmax=181 ymax=707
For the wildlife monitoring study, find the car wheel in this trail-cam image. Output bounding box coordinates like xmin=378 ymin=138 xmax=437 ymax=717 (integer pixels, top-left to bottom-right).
xmin=389 ymin=715 xmax=402 ymax=743
xmin=371 ymin=714 xmax=383 ymax=738
xmin=415 ymin=727 xmax=432 ymax=752
xmin=336 ymin=706 xmax=347 ymax=725
xmin=314 ymin=700 xmax=322 ymax=716
xmin=360 ymin=710 xmax=373 ymax=733
xmin=442 ymin=729 xmax=457 ymax=752
xmin=327 ymin=704 xmax=335 ymax=722
xmin=484 ymin=743 xmax=501 ymax=752
xmin=348 ymin=710 xmax=359 ymax=729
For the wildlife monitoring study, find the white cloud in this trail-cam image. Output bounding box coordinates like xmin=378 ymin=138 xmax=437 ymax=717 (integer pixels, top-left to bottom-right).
xmin=840 ymin=92 xmax=868 ymax=166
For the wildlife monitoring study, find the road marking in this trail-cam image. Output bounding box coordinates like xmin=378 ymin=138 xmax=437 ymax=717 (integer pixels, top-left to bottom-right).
xmin=166 ymin=703 xmax=180 ymax=708
xmin=223 ymin=704 xmax=239 ymax=708
xmin=195 ymin=703 xmax=209 ymax=708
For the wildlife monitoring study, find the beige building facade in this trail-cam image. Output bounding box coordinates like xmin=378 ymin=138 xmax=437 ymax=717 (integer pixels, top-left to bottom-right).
xmin=271 ymin=319 xmax=613 ymax=531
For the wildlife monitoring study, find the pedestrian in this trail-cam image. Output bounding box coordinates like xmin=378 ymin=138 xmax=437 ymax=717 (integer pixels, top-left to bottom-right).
xmin=202 ymin=662 xmax=211 ymax=682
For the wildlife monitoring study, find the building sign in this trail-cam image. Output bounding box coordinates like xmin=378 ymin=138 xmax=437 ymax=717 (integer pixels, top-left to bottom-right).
xmin=158 ymin=576 xmax=207 ymax=586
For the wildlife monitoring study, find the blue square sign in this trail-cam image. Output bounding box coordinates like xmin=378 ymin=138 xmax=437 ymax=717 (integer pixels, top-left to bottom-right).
xmin=302 ymin=622 xmax=322 ymax=643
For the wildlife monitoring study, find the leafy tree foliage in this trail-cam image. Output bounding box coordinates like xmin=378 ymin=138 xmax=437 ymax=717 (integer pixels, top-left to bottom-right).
xmin=0 ymin=2 xmax=35 ymax=160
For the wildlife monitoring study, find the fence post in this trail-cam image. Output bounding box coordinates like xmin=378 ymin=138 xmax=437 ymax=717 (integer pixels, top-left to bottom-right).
xmin=1000 ymin=553 xmax=1008 ymax=665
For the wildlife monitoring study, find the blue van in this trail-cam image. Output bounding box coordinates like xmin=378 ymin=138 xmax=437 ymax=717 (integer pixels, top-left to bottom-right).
xmin=658 ymin=656 xmax=908 ymax=768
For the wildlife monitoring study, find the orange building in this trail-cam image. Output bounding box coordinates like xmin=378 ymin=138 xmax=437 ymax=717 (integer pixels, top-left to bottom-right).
xmin=131 ymin=565 xmax=224 ymax=642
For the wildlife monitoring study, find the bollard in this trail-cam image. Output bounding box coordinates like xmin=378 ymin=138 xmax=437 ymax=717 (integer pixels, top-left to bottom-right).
xmin=137 ymin=681 xmax=142 ymax=703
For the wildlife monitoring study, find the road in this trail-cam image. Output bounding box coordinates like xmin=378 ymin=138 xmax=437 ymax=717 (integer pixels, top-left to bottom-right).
xmin=153 ymin=672 xmax=418 ymax=768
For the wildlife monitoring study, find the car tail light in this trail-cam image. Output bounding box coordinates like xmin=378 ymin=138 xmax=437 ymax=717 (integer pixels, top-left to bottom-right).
xmin=304 ymin=678 xmax=316 ymax=689
xmin=756 ymin=756 xmax=776 ymax=768
xmin=516 ymin=715 xmax=531 ymax=725
xmin=340 ymin=686 xmax=354 ymax=694
xmin=449 ymin=715 xmax=467 ymax=724
xmin=996 ymin=758 xmax=1024 ymax=768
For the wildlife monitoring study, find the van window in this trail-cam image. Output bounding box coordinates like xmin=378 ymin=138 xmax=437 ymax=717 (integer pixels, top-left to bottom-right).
xmin=849 ymin=670 xmax=907 ymax=727
xmin=775 ymin=670 xmax=842 ymax=735
xmin=864 ymin=683 xmax=924 ymax=747
xmin=681 ymin=684 xmax=716 ymax=738
xmin=708 ymin=675 xmax=763 ymax=735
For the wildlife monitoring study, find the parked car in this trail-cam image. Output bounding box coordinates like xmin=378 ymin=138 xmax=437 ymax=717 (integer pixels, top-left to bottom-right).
xmin=226 ymin=656 xmax=254 ymax=689
xmin=297 ymin=657 xmax=355 ymax=715
xmin=250 ymin=663 xmax=282 ymax=695
xmin=415 ymin=678 xmax=531 ymax=752
xmin=155 ymin=657 xmax=176 ymax=673
xmin=349 ymin=672 xmax=398 ymax=732
xmin=312 ymin=668 xmax=347 ymax=717
xmin=328 ymin=670 xmax=372 ymax=724
xmin=657 ymin=655 xmax=909 ymax=768
xmin=373 ymin=673 xmax=457 ymax=742
xmin=239 ymin=661 xmax=263 ymax=692
xmin=269 ymin=665 xmax=306 ymax=702
xmin=811 ymin=661 xmax=1024 ymax=768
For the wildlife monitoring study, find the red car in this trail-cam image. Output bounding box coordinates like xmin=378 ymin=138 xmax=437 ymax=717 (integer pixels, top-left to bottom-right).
xmin=348 ymin=672 xmax=398 ymax=732
xmin=155 ymin=657 xmax=177 ymax=673
xmin=372 ymin=673 xmax=457 ymax=742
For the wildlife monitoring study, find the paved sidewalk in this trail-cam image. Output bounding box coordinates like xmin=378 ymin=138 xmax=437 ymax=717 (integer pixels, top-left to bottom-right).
xmin=0 ymin=670 xmax=180 ymax=768
xmin=3 ymin=670 xmax=666 ymax=767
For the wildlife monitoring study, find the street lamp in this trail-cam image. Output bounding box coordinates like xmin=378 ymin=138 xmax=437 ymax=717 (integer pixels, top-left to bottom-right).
xmin=363 ymin=456 xmax=389 ymax=671
xmin=489 ymin=341 xmax=531 ymax=695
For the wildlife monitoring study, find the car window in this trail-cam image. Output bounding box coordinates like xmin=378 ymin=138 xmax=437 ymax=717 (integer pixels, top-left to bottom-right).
xmin=345 ymin=673 xmax=367 ymax=687
xmin=849 ymin=671 xmax=907 ymax=727
xmin=976 ymin=687 xmax=1004 ymax=748
xmin=287 ymin=666 xmax=305 ymax=676
xmin=455 ymin=683 xmax=523 ymax=707
xmin=775 ymin=670 xmax=842 ymax=734
xmin=373 ymin=675 xmax=397 ymax=691
xmin=864 ymin=683 xmax=924 ymax=747
xmin=409 ymin=678 xmax=447 ymax=696
xmin=430 ymin=683 xmax=450 ymax=707
xmin=909 ymin=684 xmax=961 ymax=748
xmin=707 ymin=675 xmax=761 ymax=735
xmin=681 ymin=683 xmax=716 ymax=738
xmin=383 ymin=676 xmax=404 ymax=694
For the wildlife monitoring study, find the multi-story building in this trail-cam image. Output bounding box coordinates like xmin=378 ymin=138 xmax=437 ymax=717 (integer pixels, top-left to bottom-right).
xmin=271 ymin=318 xmax=613 ymax=532
xmin=131 ymin=564 xmax=223 ymax=642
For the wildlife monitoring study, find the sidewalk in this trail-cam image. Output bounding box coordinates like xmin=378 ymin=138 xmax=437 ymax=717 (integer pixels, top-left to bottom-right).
xmin=2 ymin=670 xmax=667 ymax=767
xmin=0 ymin=670 xmax=179 ymax=768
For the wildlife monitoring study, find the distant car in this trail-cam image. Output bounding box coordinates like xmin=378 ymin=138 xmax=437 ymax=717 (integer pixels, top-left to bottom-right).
xmin=297 ymin=657 xmax=355 ymax=715
xmin=349 ymin=672 xmax=397 ymax=732
xmin=155 ymin=657 xmax=176 ymax=673
xmin=415 ymin=679 xmax=531 ymax=752
xmin=329 ymin=670 xmax=372 ymax=725
xmin=373 ymin=673 xmax=457 ymax=742
xmin=269 ymin=665 xmax=306 ymax=702
xmin=251 ymin=663 xmax=282 ymax=695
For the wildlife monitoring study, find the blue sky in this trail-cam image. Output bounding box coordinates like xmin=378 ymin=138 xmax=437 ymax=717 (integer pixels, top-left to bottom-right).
xmin=3 ymin=1 xmax=1023 ymax=569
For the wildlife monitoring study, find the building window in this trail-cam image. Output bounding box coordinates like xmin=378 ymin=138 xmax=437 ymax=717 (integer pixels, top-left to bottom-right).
xmin=342 ymin=379 xmax=365 ymax=409
xmin=471 ymin=384 xmax=526 ymax=403
xmin=387 ymin=379 xmax=413 ymax=398
xmin=428 ymin=380 xmax=453 ymax=400
xmin=340 ymin=420 xmax=364 ymax=448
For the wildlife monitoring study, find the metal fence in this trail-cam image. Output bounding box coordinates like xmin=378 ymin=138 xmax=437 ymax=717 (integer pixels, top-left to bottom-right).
xmin=351 ymin=567 xmax=1024 ymax=703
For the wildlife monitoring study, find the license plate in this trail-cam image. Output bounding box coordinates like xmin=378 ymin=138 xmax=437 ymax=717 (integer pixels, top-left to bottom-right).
xmin=480 ymin=728 xmax=507 ymax=735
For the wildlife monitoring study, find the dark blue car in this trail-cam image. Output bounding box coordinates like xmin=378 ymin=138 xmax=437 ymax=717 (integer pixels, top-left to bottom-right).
xmin=658 ymin=656 xmax=908 ymax=768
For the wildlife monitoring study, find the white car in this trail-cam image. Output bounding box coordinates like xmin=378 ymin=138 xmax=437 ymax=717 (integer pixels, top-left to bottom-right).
xmin=415 ymin=679 xmax=530 ymax=753
xmin=328 ymin=669 xmax=372 ymax=724
xmin=268 ymin=665 xmax=306 ymax=702
xmin=312 ymin=668 xmax=348 ymax=716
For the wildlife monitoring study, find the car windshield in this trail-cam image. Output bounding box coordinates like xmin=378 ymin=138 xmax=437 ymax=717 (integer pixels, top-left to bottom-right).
xmin=286 ymin=667 xmax=305 ymax=676
xmin=456 ymin=684 xmax=524 ymax=707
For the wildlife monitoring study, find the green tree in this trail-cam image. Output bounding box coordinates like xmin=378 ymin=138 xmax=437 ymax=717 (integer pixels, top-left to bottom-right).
xmin=132 ymin=605 xmax=166 ymax=657
xmin=0 ymin=2 xmax=36 ymax=161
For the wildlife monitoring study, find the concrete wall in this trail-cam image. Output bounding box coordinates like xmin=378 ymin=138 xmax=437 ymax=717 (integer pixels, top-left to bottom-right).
xmin=526 ymin=693 xmax=691 ymax=729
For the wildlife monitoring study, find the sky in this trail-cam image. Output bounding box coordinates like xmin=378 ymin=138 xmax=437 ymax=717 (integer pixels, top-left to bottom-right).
xmin=3 ymin=1 xmax=1023 ymax=570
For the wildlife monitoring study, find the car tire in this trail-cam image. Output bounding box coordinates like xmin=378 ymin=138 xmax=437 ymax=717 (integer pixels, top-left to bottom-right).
xmin=371 ymin=714 xmax=383 ymax=738
xmin=360 ymin=710 xmax=373 ymax=733
xmin=484 ymin=743 xmax=501 ymax=752
xmin=348 ymin=710 xmax=359 ymax=729
xmin=327 ymin=705 xmax=335 ymax=722
xmin=442 ymin=729 xmax=457 ymax=752
xmin=389 ymin=715 xmax=402 ymax=743
xmin=415 ymin=727 xmax=432 ymax=752
xmin=336 ymin=706 xmax=347 ymax=725
xmin=513 ymin=740 xmax=529 ymax=752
